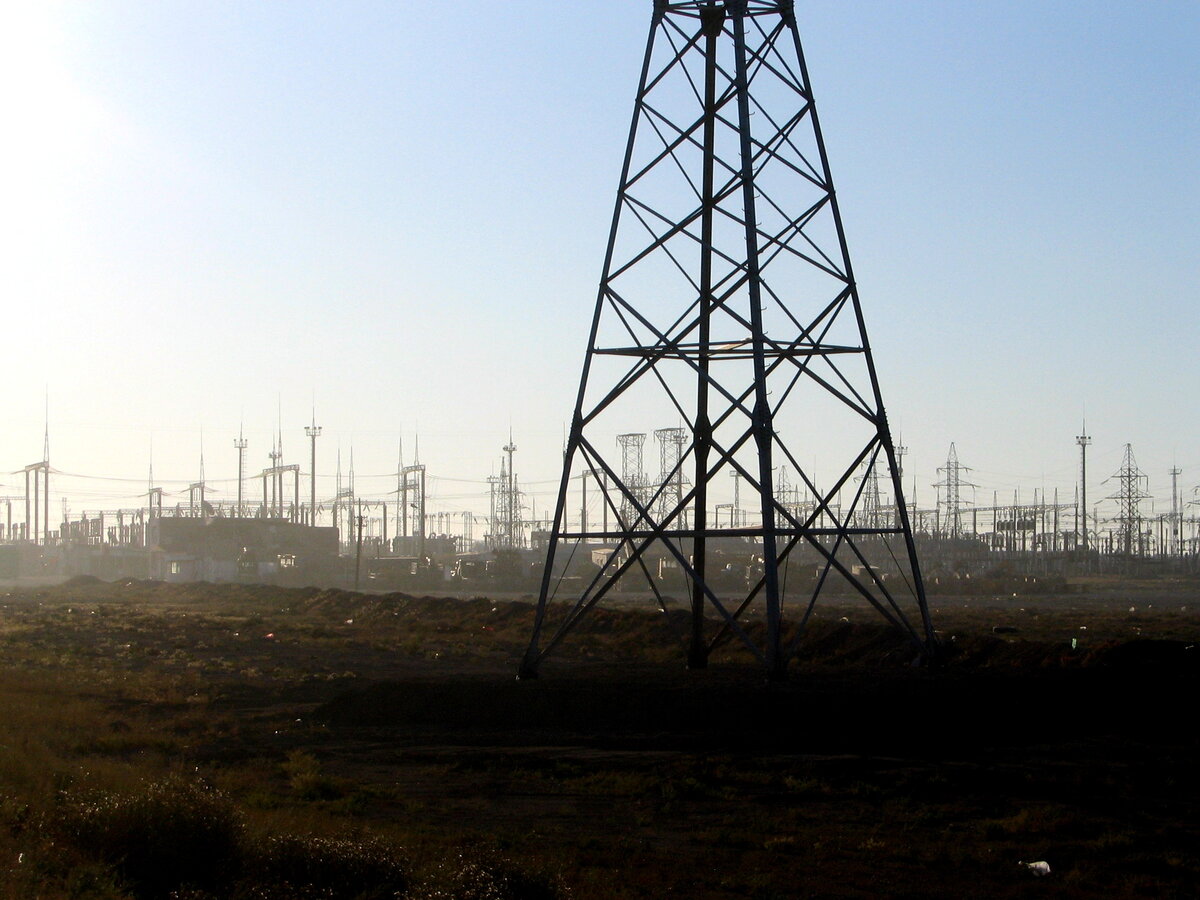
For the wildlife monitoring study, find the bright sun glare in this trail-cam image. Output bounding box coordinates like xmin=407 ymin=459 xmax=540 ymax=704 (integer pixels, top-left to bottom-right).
xmin=0 ymin=4 xmax=104 ymax=242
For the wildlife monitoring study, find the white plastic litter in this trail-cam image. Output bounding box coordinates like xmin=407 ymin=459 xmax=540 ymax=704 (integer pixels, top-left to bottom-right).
xmin=1020 ymin=860 xmax=1051 ymax=877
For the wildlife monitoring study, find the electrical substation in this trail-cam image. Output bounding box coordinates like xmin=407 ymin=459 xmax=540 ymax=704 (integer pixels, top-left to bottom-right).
xmin=1 ymin=2 xmax=1195 ymax=638
xmin=1 ymin=6 xmax=1196 ymax=900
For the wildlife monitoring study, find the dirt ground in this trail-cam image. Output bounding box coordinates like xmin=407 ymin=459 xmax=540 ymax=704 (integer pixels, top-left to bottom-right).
xmin=1 ymin=575 xmax=1197 ymax=898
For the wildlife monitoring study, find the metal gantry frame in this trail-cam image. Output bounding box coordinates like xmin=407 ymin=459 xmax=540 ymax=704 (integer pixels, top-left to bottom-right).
xmin=521 ymin=0 xmax=934 ymax=679
xmin=398 ymin=463 xmax=427 ymax=555
xmin=23 ymin=461 xmax=50 ymax=545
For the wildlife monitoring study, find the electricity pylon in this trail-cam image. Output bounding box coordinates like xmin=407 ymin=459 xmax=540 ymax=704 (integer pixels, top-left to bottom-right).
xmin=521 ymin=0 xmax=933 ymax=679
xmin=1106 ymin=443 xmax=1150 ymax=556
xmin=934 ymin=443 xmax=975 ymax=539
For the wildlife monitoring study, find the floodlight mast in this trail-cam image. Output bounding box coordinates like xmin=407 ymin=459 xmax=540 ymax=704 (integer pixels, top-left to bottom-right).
xmin=521 ymin=0 xmax=934 ymax=679
xmin=306 ymin=421 xmax=322 ymax=527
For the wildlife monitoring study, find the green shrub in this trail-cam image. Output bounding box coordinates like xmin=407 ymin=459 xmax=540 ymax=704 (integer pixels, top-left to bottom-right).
xmin=282 ymin=750 xmax=342 ymax=801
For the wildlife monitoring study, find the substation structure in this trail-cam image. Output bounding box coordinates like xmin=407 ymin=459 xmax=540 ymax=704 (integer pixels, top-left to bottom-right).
xmin=908 ymin=441 xmax=1200 ymax=575
xmin=3 ymin=427 xmax=1199 ymax=586
xmin=521 ymin=0 xmax=935 ymax=679
xmin=0 ymin=431 xmax=551 ymax=588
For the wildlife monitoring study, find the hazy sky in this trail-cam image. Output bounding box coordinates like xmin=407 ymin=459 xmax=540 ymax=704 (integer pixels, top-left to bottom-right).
xmin=2 ymin=1 xmax=1197 ymax=523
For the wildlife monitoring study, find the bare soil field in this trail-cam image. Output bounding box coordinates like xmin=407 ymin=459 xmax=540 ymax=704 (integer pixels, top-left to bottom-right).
xmin=1 ymin=575 xmax=1197 ymax=898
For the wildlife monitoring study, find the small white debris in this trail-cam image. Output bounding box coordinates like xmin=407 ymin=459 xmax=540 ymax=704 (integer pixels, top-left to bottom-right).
xmin=1020 ymin=860 xmax=1051 ymax=877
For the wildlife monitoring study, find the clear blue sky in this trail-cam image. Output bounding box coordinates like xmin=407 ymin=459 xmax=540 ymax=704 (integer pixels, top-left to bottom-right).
xmin=2 ymin=1 xmax=1197 ymax=523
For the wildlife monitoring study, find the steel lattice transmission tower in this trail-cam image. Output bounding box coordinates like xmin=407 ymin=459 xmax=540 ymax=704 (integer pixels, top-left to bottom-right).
xmin=1106 ymin=443 xmax=1150 ymax=556
xmin=655 ymin=427 xmax=688 ymax=523
xmin=934 ymin=443 xmax=975 ymax=539
xmin=521 ymin=0 xmax=934 ymax=679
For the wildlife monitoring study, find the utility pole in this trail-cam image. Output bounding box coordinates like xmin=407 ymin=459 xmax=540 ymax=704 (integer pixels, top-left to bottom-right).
xmin=354 ymin=502 xmax=365 ymax=590
xmin=275 ymin=398 xmax=284 ymax=519
xmin=305 ymin=417 xmax=322 ymax=527
xmin=600 ymin=470 xmax=607 ymax=539
xmin=188 ymin=436 xmax=207 ymax=519
xmin=397 ymin=438 xmax=406 ymax=538
xmin=43 ymin=415 xmax=50 ymax=546
xmin=893 ymin=437 xmax=907 ymax=529
xmin=1053 ymin=487 xmax=1060 ymax=552
xmin=504 ymin=434 xmax=518 ymax=548
xmin=268 ymin=439 xmax=282 ymax=518
xmin=147 ymin=449 xmax=162 ymax=528
xmin=1169 ymin=466 xmax=1181 ymax=557
xmin=417 ymin=463 xmax=426 ymax=558
xmin=580 ymin=469 xmax=588 ymax=539
xmin=1076 ymin=427 xmax=1091 ymax=551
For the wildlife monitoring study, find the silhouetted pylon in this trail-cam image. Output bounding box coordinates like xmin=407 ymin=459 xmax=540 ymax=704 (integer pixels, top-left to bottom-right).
xmin=521 ymin=0 xmax=934 ymax=679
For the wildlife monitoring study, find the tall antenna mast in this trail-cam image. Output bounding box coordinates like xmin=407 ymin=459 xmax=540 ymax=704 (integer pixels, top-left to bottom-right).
xmin=1169 ymin=464 xmax=1181 ymax=557
xmin=305 ymin=407 xmax=321 ymax=527
xmin=234 ymin=423 xmax=248 ymax=517
xmin=397 ymin=435 xmax=406 ymax=538
xmin=504 ymin=431 xmax=518 ymax=548
xmin=1076 ymin=425 xmax=1091 ymax=551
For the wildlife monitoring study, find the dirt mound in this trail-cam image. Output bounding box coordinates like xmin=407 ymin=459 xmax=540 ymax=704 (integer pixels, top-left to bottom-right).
xmin=61 ymin=574 xmax=103 ymax=588
xmin=789 ymin=621 xmax=921 ymax=667
xmin=939 ymin=633 xmax=1077 ymax=669
xmin=312 ymin=672 xmax=929 ymax=749
xmin=20 ymin=580 xmax=1200 ymax=678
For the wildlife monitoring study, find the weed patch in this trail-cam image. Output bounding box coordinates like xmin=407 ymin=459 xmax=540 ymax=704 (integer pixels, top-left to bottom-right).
xmin=47 ymin=776 xmax=243 ymax=897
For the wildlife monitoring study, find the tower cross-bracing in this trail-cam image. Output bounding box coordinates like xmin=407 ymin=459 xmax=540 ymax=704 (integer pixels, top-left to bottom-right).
xmin=522 ymin=0 xmax=934 ymax=679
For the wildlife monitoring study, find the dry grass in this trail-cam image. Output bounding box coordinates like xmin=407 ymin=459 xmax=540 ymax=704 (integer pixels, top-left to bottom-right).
xmin=0 ymin=578 xmax=1197 ymax=898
